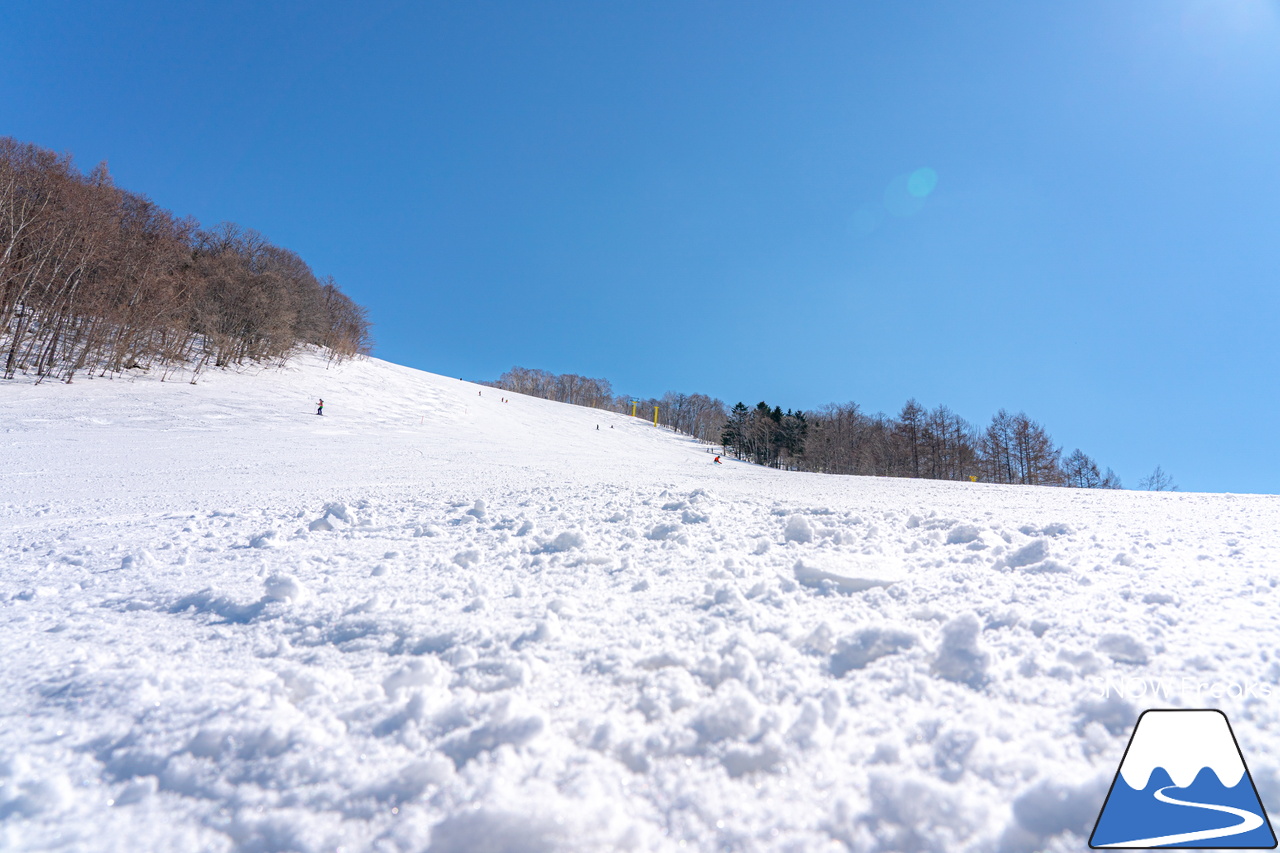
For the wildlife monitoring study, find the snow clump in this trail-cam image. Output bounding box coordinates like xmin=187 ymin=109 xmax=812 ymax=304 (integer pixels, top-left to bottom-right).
xmin=784 ymin=514 xmax=814 ymax=544
xmin=932 ymin=612 xmax=990 ymax=688
xmin=830 ymin=627 xmax=918 ymax=676
xmin=1004 ymin=539 xmax=1049 ymax=569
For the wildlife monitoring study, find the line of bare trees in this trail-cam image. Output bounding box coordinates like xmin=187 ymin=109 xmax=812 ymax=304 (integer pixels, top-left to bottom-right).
xmin=0 ymin=137 xmax=371 ymax=383
xmin=487 ymin=366 xmax=617 ymax=409
xmin=732 ymin=397 xmax=1121 ymax=488
xmin=650 ymin=391 xmax=728 ymax=444
xmin=487 ymin=366 xmax=730 ymax=444
xmin=489 ymin=363 xmax=1124 ymax=489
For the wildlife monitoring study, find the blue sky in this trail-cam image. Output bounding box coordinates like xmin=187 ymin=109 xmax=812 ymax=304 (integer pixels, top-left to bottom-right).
xmin=5 ymin=1 xmax=1279 ymax=493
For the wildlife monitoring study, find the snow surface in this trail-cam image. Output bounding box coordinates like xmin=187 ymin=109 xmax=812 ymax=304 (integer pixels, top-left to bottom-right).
xmin=3 ymin=352 xmax=1280 ymax=852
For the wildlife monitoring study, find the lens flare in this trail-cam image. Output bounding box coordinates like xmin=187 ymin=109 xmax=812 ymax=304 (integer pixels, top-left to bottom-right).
xmin=907 ymin=167 xmax=938 ymax=198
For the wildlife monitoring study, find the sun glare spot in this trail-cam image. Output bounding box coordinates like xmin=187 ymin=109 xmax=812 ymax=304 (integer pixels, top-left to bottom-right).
xmin=907 ymin=167 xmax=939 ymax=198
xmin=1175 ymin=0 xmax=1280 ymax=58
xmin=882 ymin=168 xmax=936 ymax=218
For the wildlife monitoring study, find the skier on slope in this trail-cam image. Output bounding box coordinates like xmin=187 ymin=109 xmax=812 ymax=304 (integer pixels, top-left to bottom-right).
xmin=714 ymin=456 xmax=722 ymax=465
xmin=317 ymin=399 xmax=324 ymax=416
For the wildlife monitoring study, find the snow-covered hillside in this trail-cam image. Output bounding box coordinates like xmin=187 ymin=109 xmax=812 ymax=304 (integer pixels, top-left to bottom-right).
xmin=3 ymin=353 xmax=1279 ymax=852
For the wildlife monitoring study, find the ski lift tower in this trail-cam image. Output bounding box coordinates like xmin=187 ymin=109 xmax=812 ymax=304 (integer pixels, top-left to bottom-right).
xmin=629 ymin=401 xmax=658 ymax=426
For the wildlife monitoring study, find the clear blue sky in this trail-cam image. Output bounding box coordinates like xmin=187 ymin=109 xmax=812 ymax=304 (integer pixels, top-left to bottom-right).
xmin=5 ymin=1 xmax=1279 ymax=493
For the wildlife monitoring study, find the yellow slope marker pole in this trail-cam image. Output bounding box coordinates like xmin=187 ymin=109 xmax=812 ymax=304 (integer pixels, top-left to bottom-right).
xmin=653 ymin=405 xmax=659 ymax=427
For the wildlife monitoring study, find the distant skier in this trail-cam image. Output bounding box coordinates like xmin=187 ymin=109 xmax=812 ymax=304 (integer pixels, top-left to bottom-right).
xmin=713 ymin=456 xmax=722 ymax=464
xmin=316 ymin=399 xmax=324 ymax=416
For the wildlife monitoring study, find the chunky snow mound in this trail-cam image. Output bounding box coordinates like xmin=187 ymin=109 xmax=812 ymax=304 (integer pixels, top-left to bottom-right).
xmin=3 ymin=353 xmax=1279 ymax=852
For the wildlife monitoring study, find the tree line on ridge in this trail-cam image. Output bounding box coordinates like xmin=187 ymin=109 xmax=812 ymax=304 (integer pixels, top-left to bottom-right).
xmin=0 ymin=136 xmax=371 ymax=383
xmin=488 ymin=365 xmax=1131 ymax=488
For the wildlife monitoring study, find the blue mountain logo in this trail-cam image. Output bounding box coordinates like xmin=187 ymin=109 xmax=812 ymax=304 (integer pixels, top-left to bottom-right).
xmin=1091 ymin=709 xmax=1276 ymax=848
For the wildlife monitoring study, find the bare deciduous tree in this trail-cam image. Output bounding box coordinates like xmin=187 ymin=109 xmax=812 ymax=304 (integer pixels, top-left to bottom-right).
xmin=1063 ymin=448 xmax=1102 ymax=488
xmin=1138 ymin=465 xmax=1178 ymax=491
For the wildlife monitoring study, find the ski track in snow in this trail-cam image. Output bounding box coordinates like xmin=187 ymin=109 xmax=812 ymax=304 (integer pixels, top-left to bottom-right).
xmin=2 ymin=352 xmax=1280 ymax=852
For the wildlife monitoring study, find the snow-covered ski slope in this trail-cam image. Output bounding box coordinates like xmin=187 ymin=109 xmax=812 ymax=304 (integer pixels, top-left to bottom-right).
xmin=3 ymin=352 xmax=1279 ymax=852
